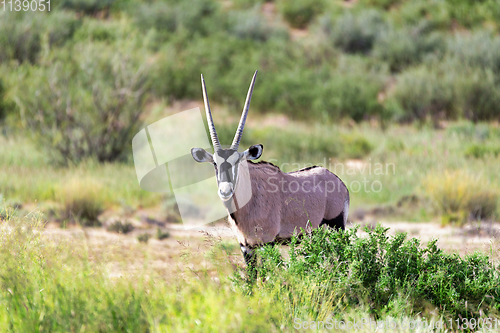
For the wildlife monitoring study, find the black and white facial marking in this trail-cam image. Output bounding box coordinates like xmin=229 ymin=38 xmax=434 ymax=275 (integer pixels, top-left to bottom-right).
xmin=191 ymin=144 xmax=263 ymax=201
xmin=214 ymin=149 xmax=241 ymax=200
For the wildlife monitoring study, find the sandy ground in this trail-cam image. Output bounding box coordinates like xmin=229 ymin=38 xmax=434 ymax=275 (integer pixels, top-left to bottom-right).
xmin=39 ymin=218 xmax=500 ymax=280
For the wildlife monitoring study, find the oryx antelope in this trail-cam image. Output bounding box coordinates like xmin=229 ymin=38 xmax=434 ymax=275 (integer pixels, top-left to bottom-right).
xmin=191 ymin=71 xmax=350 ymax=267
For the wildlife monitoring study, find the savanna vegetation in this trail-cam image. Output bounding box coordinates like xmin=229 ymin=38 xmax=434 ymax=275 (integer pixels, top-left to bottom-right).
xmin=1 ymin=0 xmax=500 ymax=331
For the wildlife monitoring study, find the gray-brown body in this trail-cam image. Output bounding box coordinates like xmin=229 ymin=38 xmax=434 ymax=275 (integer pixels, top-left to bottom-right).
xmin=227 ymin=161 xmax=350 ymax=248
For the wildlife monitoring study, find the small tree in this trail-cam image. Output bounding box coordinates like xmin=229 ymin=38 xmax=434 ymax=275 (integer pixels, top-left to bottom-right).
xmin=16 ymin=43 xmax=151 ymax=164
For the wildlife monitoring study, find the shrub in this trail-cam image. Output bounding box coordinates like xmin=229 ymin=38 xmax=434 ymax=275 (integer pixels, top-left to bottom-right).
xmin=107 ymin=220 xmax=134 ymax=234
xmin=0 ymin=78 xmax=9 ymax=121
xmin=447 ymin=122 xmax=500 ymax=141
xmin=137 ymin=233 xmax=151 ymax=243
xmin=0 ymin=11 xmax=81 ymax=64
xmin=231 ymin=0 xmax=264 ymax=9
xmin=46 ymin=11 xmax=82 ymax=47
xmin=57 ymin=0 xmax=115 ymax=15
xmin=423 ymin=169 xmax=499 ymax=223
xmin=235 ymin=225 xmax=500 ymax=319
xmin=58 ymin=177 xmax=104 ymax=226
xmin=360 ymin=0 xmax=402 ymax=9
xmin=389 ymin=61 xmax=500 ymax=123
xmin=131 ymin=0 xmax=222 ymax=43
xmin=446 ymin=0 xmax=500 ymax=28
xmin=228 ymin=7 xmax=275 ymax=42
xmin=397 ymin=0 xmax=451 ymax=28
xmin=373 ymin=27 xmax=444 ymax=72
xmin=446 ymin=32 xmax=500 ymax=74
xmin=0 ymin=12 xmax=42 ymax=64
xmin=175 ymin=0 xmax=220 ymax=36
xmin=164 ymin=199 xmax=182 ymax=223
xmin=152 ymin=35 xmax=260 ymax=103
xmin=277 ymin=0 xmax=324 ymax=29
xmin=15 ymin=43 xmax=151 ymax=164
xmin=387 ymin=64 xmax=456 ymax=123
xmin=156 ymin=228 xmax=170 ymax=240
xmin=315 ymin=70 xmax=385 ymax=122
xmin=340 ymin=134 xmax=373 ymax=159
xmin=73 ymin=19 xmax=125 ymax=43
xmin=330 ymin=10 xmax=387 ymax=54
xmin=133 ymin=2 xmax=178 ymax=40
xmin=464 ymin=144 xmax=500 ymax=159
xmin=454 ymin=68 xmax=500 ymax=122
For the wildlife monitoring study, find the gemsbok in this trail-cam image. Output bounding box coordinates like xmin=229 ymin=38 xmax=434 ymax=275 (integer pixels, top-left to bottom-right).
xmin=191 ymin=71 xmax=350 ymax=267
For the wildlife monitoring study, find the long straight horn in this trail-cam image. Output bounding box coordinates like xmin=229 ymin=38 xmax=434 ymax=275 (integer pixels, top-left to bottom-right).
xmin=231 ymin=70 xmax=258 ymax=150
xmin=201 ymin=74 xmax=221 ymax=151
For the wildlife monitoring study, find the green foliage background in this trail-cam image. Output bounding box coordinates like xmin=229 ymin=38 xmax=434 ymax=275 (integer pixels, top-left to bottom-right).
xmin=1 ymin=1 xmax=500 ymax=331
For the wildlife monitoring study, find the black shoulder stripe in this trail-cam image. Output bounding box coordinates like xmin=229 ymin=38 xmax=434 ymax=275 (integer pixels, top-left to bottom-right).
xmin=289 ymin=165 xmax=320 ymax=173
xmin=250 ymin=160 xmax=280 ymax=169
xmin=230 ymin=213 xmax=238 ymax=225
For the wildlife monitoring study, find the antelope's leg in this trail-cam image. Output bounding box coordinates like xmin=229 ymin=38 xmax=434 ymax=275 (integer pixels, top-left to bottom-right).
xmin=240 ymin=244 xmax=258 ymax=280
xmin=240 ymin=244 xmax=257 ymax=267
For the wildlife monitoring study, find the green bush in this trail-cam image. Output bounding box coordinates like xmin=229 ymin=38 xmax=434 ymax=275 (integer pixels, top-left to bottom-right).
xmin=446 ymin=32 xmax=500 ymax=74
xmin=391 ymin=63 xmax=500 ymax=123
xmin=228 ymin=7 xmax=278 ymax=42
xmin=58 ymin=177 xmax=104 ymax=226
xmin=315 ymin=70 xmax=385 ymax=122
xmin=446 ymin=0 xmax=500 ymax=28
xmin=14 ymin=43 xmax=152 ymax=164
xmin=464 ymin=144 xmax=500 ymax=159
xmin=231 ymin=0 xmax=264 ymax=9
xmin=131 ymin=0 xmax=221 ymax=43
xmin=341 ymin=133 xmax=374 ymax=158
xmin=152 ymin=35 xmax=262 ymax=103
xmin=387 ymin=64 xmax=456 ymax=123
xmin=73 ymin=18 xmax=126 ymax=43
xmin=330 ymin=10 xmax=387 ymax=54
xmin=57 ymin=0 xmax=115 ymax=15
xmin=360 ymin=0 xmax=402 ymax=9
xmin=447 ymin=122 xmax=500 ymax=141
xmin=0 ymin=78 xmax=9 ymax=121
xmin=396 ymin=0 xmax=451 ymax=28
xmin=455 ymin=68 xmax=500 ymax=122
xmin=373 ymin=27 xmax=444 ymax=72
xmin=46 ymin=11 xmax=82 ymax=47
xmin=0 ymin=11 xmax=81 ymax=64
xmin=137 ymin=233 xmax=151 ymax=243
xmin=175 ymin=0 xmax=221 ymax=36
xmin=133 ymin=2 xmax=178 ymax=39
xmin=156 ymin=228 xmax=170 ymax=240
xmin=236 ymin=225 xmax=500 ymax=319
xmin=0 ymin=12 xmax=42 ymax=64
xmin=107 ymin=220 xmax=135 ymax=234
xmin=277 ymin=0 xmax=324 ymax=29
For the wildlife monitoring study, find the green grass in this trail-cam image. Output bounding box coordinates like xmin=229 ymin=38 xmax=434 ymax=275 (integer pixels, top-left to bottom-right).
xmin=0 ymin=135 xmax=161 ymax=210
xmin=2 ymin=120 xmax=500 ymax=222
xmin=0 ymin=210 xmax=498 ymax=332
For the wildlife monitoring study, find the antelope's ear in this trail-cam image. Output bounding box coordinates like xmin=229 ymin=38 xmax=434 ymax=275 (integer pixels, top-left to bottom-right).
xmin=243 ymin=144 xmax=263 ymax=160
xmin=191 ymin=148 xmax=213 ymax=163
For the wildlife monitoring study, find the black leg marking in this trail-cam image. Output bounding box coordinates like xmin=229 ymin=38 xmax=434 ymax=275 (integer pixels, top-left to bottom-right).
xmin=240 ymin=244 xmax=257 ymax=279
xmin=230 ymin=213 xmax=238 ymax=226
xmin=320 ymin=212 xmax=345 ymax=231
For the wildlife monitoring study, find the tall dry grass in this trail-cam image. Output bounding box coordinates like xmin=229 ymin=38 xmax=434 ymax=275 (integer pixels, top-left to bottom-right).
xmin=57 ymin=177 xmax=104 ymax=226
xmin=423 ymin=169 xmax=499 ymax=225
